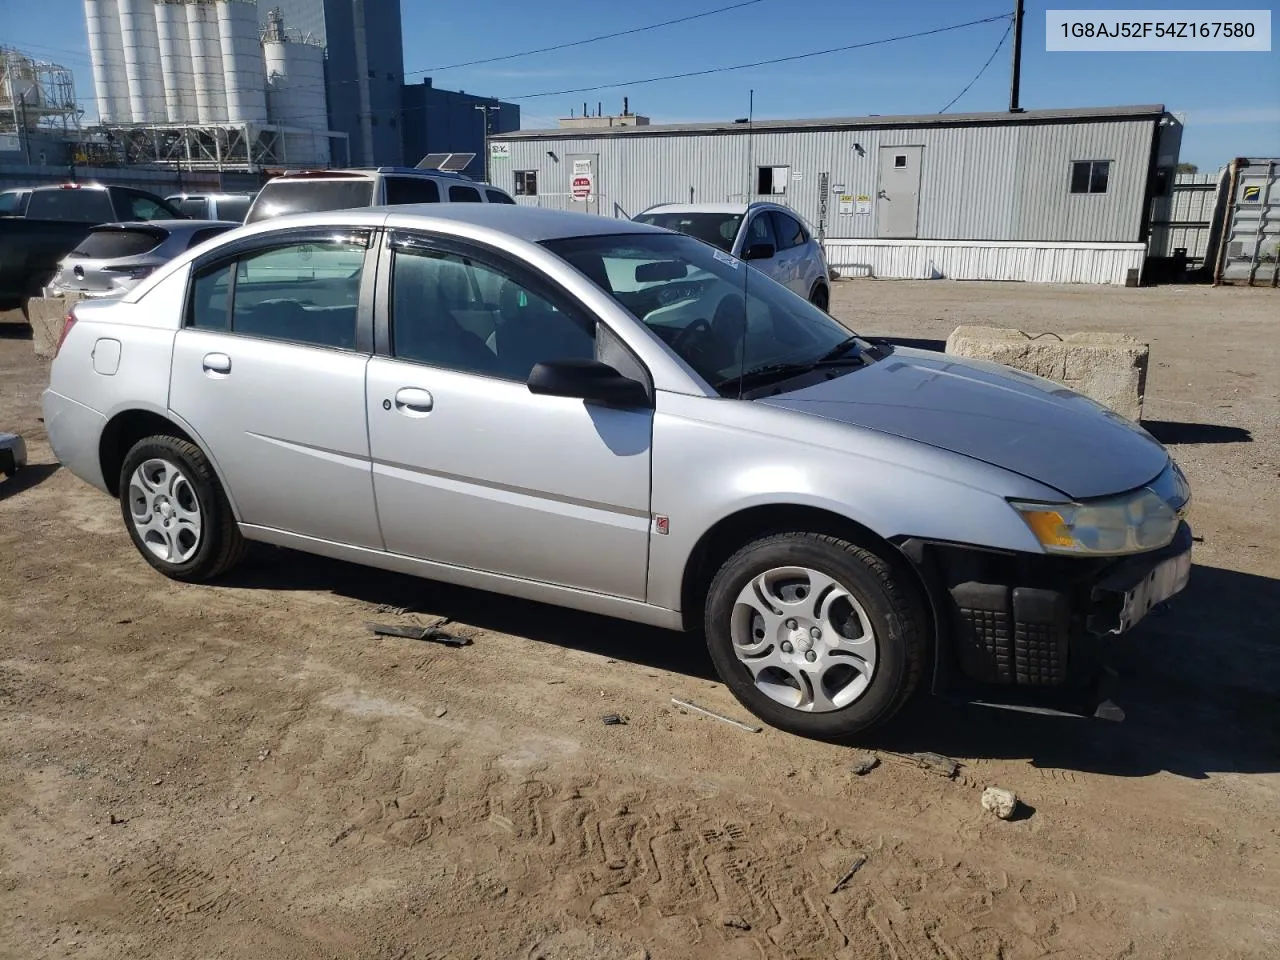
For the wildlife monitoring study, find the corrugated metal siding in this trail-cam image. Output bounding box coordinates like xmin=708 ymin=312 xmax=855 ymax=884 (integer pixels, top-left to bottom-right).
xmin=824 ymin=240 xmax=1146 ymax=284
xmin=1148 ymin=171 xmax=1223 ymax=264
xmin=1012 ymin=119 xmax=1156 ymax=242
xmin=496 ymin=116 xmax=1160 ymax=246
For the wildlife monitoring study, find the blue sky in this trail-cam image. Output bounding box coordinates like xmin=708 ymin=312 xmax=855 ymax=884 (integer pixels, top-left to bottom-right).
xmin=2 ymin=0 xmax=1276 ymax=169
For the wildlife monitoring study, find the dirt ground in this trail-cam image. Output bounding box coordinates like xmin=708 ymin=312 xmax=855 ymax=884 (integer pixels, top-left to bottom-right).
xmin=1 ymin=279 xmax=1278 ymax=960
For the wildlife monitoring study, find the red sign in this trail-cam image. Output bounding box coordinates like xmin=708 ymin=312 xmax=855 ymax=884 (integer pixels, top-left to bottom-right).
xmin=571 ymin=174 xmax=593 ymax=201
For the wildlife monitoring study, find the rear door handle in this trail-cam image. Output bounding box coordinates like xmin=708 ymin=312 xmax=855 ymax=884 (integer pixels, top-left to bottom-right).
xmin=393 ymin=387 xmax=433 ymax=417
xmin=202 ymin=352 xmax=231 ymax=376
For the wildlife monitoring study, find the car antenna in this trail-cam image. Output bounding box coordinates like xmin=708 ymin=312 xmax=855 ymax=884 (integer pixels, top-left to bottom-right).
xmin=736 ymin=88 xmax=753 ymax=401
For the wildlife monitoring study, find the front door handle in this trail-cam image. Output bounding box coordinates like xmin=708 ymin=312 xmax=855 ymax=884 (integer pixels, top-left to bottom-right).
xmin=393 ymin=387 xmax=434 ymax=417
xmin=202 ymin=352 xmax=231 ymax=376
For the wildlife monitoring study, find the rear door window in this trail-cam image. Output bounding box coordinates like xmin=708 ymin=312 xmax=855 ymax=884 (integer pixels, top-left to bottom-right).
xmin=746 ymin=212 xmax=778 ymax=252
xmin=448 ymin=185 xmax=482 ymax=203
xmin=120 ymin=190 xmax=182 ymax=221
xmin=214 ymin=196 xmax=252 ymax=221
xmin=69 ymin=228 xmax=166 ymax=259
xmin=245 ymin=179 xmax=376 ymax=222
xmin=174 ymin=197 xmax=210 ymax=218
xmin=385 ymin=177 xmax=440 ymax=204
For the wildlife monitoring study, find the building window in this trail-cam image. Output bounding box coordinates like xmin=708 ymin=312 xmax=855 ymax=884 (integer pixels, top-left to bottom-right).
xmin=1071 ymin=160 xmax=1111 ymax=194
xmin=756 ymin=165 xmax=789 ymax=195
xmin=514 ymin=170 xmax=538 ymax=196
xmin=894 ymin=154 xmax=907 ymax=168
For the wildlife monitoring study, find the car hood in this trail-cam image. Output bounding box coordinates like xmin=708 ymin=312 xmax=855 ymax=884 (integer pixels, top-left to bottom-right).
xmin=757 ymin=347 xmax=1169 ymax=500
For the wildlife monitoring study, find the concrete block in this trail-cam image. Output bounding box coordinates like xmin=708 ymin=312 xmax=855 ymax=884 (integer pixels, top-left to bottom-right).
xmin=27 ymin=295 xmax=85 ymax=360
xmin=945 ymin=325 xmax=1148 ymax=422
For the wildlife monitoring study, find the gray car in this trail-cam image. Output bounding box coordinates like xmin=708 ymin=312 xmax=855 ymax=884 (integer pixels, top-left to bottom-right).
xmin=635 ymin=202 xmax=832 ymax=311
xmin=41 ymin=204 xmax=1193 ymax=739
xmin=46 ymin=219 xmax=239 ymax=298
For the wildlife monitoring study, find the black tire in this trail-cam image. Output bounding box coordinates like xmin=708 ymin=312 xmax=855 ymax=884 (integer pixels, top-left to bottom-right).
xmin=118 ymin=435 xmax=246 ymax=583
xmin=809 ymin=284 xmax=830 ymax=313
xmin=704 ymin=532 xmax=927 ymax=741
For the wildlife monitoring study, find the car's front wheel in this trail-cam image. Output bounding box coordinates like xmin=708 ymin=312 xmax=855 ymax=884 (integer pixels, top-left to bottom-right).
xmin=704 ymin=532 xmax=926 ymax=740
xmin=809 ymin=284 xmax=829 ymax=313
xmin=118 ymin=435 xmax=246 ymax=582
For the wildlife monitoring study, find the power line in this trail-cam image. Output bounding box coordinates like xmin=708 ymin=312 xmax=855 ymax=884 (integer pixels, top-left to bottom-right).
xmin=497 ymin=12 xmax=1013 ymax=102
xmin=938 ymin=19 xmax=1013 ymax=113
xmin=408 ymin=0 xmax=767 ymax=75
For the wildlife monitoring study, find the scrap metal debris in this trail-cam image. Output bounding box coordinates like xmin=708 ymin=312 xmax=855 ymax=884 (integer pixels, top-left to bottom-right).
xmin=364 ymin=620 xmax=470 ymax=647
xmin=670 ymin=697 xmax=762 ymax=733
xmin=830 ymin=854 xmax=868 ymax=893
xmin=881 ymin=750 xmax=961 ymax=779
xmin=601 ymin=713 xmax=627 ymax=725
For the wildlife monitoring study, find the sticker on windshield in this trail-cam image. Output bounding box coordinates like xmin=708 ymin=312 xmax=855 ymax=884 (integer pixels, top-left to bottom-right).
xmin=713 ymin=249 xmax=740 ymax=270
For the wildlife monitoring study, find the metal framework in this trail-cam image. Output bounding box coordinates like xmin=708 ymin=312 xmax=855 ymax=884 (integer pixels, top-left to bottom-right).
xmin=0 ymin=46 xmax=82 ymax=138
xmin=76 ymin=120 xmax=350 ymax=172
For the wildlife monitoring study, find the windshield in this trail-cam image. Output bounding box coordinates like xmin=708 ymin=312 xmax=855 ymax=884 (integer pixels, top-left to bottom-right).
xmin=633 ymin=211 xmax=743 ymax=253
xmin=245 ymin=179 xmax=375 ymax=223
xmin=541 ymin=231 xmax=859 ymax=394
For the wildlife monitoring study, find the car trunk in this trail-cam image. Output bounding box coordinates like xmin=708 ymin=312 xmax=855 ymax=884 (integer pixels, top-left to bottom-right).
xmin=53 ymin=225 xmax=170 ymax=295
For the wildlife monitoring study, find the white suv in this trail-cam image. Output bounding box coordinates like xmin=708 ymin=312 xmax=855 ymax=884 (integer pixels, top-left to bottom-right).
xmin=244 ymin=167 xmax=516 ymax=224
xmin=635 ymin=202 xmax=831 ymax=311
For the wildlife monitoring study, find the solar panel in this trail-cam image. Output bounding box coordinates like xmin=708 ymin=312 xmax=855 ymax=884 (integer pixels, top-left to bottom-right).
xmin=439 ymin=152 xmax=476 ymax=172
xmin=415 ymin=152 xmax=453 ymax=170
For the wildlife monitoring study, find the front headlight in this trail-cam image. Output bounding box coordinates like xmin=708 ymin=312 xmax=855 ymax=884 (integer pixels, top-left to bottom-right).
xmin=1010 ymin=486 xmax=1181 ymax=556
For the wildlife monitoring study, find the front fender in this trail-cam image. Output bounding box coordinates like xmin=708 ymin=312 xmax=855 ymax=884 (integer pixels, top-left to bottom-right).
xmin=645 ymin=391 xmax=1060 ymax=611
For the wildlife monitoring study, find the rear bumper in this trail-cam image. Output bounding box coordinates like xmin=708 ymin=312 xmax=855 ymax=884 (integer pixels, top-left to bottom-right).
xmin=40 ymin=388 xmax=109 ymax=493
xmin=899 ymin=522 xmax=1194 ymax=704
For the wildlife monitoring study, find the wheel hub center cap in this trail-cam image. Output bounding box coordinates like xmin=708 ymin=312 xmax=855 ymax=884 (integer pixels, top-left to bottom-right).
xmin=790 ymin=628 xmax=813 ymax=652
xmin=158 ymin=499 xmax=173 ymax=519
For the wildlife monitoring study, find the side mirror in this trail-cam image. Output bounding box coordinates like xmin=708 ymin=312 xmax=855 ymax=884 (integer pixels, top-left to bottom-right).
xmin=527 ymin=358 xmax=651 ymax=408
xmin=743 ymin=242 xmax=775 ymax=261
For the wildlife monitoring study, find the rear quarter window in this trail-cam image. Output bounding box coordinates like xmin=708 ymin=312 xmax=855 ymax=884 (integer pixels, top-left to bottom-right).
xmin=485 ymin=189 xmax=516 ymax=204
xmin=448 ymin=185 xmax=482 ymax=203
xmin=186 ymin=226 xmax=234 ymax=250
xmin=385 ymin=177 xmax=440 ymax=204
xmin=246 ymin=179 xmax=376 ymax=222
xmin=215 ymin=196 xmax=252 ymax=221
xmin=174 ymin=197 xmax=210 ymax=218
xmin=70 ymin=228 xmax=167 ymax=259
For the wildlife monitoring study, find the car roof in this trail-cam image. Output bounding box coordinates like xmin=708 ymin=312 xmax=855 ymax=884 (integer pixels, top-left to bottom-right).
xmin=95 ymin=219 xmax=240 ymax=230
xmin=641 ymin=202 xmax=749 ymax=216
xmin=251 ymin=203 xmax=665 ymax=243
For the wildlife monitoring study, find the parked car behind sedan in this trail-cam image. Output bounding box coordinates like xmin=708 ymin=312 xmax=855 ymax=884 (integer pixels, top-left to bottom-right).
xmin=46 ymin=219 xmax=239 ymax=299
xmin=634 ymin=201 xmax=832 ymax=311
xmin=41 ymin=204 xmax=1192 ymax=741
xmin=165 ymin=192 xmax=257 ymax=223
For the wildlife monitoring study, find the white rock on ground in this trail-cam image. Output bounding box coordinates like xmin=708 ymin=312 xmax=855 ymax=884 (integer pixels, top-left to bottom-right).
xmin=981 ymin=786 xmax=1019 ymax=820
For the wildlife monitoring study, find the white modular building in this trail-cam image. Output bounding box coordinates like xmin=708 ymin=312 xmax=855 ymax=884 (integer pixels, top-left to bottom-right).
xmin=489 ymin=104 xmax=1185 ymax=285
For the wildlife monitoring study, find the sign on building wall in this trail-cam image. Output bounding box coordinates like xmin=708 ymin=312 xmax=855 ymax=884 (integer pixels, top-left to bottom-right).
xmin=838 ymin=195 xmax=854 ymax=215
xmin=572 ymin=173 xmax=593 ymax=201
xmin=855 ymin=195 xmax=872 ymax=215
xmin=489 ymin=143 xmax=510 ymax=159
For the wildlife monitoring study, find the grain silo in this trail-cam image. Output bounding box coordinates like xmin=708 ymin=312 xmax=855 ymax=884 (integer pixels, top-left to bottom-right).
xmin=185 ymin=0 xmax=227 ymax=123
xmin=154 ymin=0 xmax=197 ymax=122
xmin=83 ymin=0 xmax=130 ymax=122
xmin=118 ymin=0 xmax=165 ymax=122
xmin=216 ymin=0 xmax=267 ymax=123
xmin=263 ymin=7 xmax=330 ymax=164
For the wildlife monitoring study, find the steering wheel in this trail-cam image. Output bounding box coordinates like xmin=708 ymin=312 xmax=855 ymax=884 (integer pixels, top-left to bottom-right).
xmin=670 ymin=317 xmax=713 ymax=353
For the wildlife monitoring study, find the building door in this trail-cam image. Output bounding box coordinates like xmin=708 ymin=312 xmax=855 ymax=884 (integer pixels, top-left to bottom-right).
xmin=876 ymin=146 xmax=923 ymax=239
xmin=567 ymin=153 xmax=601 ymax=215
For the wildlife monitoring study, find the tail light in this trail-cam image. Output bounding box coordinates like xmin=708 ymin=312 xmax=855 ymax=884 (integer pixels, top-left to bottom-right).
xmin=53 ymin=308 xmax=78 ymax=359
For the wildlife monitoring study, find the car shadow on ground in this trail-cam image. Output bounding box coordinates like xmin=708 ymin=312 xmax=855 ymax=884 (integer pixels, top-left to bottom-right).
xmin=1141 ymin=419 xmax=1253 ymax=444
xmin=0 ymin=463 xmax=60 ymax=498
xmin=225 ymin=546 xmax=718 ymax=681
xmin=226 ymin=550 xmax=1277 ymax=779
xmin=0 ymin=322 xmax=32 ymax=341
xmin=867 ymin=563 xmax=1280 ymax=780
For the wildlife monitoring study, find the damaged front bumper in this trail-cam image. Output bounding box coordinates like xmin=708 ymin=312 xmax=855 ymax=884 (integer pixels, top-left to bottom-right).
xmin=898 ymin=521 xmax=1194 ymax=718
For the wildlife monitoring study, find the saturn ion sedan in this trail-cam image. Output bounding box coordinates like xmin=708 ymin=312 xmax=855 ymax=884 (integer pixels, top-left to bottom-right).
xmin=41 ymin=204 xmax=1193 ymax=739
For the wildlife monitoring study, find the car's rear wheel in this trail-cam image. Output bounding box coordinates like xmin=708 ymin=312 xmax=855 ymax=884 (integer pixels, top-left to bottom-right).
xmin=704 ymin=532 xmax=926 ymax=740
xmin=118 ymin=435 xmax=246 ymax=582
xmin=809 ymin=284 xmax=829 ymax=313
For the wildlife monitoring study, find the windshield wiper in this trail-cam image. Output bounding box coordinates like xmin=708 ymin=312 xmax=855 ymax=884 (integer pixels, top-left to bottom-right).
xmin=715 ymin=351 xmax=867 ymax=394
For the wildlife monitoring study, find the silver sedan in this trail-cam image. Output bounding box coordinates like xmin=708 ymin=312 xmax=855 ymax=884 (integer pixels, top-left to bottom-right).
xmin=41 ymin=204 xmax=1193 ymax=739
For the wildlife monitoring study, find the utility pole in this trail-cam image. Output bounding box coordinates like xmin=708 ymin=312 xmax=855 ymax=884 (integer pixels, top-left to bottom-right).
xmin=1009 ymin=0 xmax=1025 ymax=112
xmin=475 ymin=104 xmax=496 ymax=182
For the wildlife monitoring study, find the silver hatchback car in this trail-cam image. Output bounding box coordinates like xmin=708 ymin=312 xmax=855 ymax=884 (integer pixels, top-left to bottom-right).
xmin=47 ymin=219 xmax=240 ymax=299
xmin=635 ymin=202 xmax=831 ymax=311
xmin=42 ymin=205 xmax=1192 ymax=739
